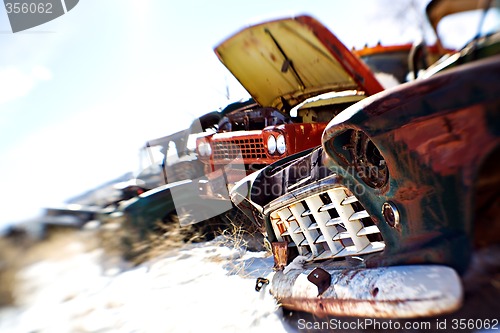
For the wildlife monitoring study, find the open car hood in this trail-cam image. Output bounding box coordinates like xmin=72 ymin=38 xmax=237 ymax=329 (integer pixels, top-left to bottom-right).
xmin=426 ymin=0 xmax=492 ymax=32
xmin=426 ymin=0 xmax=495 ymax=53
xmin=215 ymin=15 xmax=383 ymax=112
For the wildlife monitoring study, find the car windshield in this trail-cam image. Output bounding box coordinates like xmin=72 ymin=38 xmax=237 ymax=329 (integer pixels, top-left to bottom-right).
xmin=438 ymin=0 xmax=500 ymax=49
xmin=218 ymin=108 xmax=289 ymax=132
xmin=138 ymin=144 xmax=165 ymax=177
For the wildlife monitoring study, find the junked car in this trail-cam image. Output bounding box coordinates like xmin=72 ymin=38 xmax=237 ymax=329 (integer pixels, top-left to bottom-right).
xmin=353 ymin=41 xmax=447 ymax=83
xmin=40 ymin=205 xmax=100 ymax=236
xmin=230 ymin=0 xmax=500 ymax=318
xmin=196 ymin=15 xmax=386 ymax=204
xmin=196 ymin=98 xmax=291 ymax=190
xmin=117 ymin=111 xmax=230 ymax=235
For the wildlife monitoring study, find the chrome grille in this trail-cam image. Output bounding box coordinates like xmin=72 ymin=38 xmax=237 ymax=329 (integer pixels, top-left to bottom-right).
xmin=213 ymin=138 xmax=266 ymax=160
xmin=270 ymin=187 xmax=385 ymax=261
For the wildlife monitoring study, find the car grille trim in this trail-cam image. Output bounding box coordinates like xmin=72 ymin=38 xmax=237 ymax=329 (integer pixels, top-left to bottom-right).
xmin=270 ymin=187 xmax=385 ymax=261
xmin=212 ymin=138 xmax=266 ymax=160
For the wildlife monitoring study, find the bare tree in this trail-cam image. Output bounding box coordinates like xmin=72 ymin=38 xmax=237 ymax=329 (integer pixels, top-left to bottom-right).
xmin=374 ymin=0 xmax=435 ymax=41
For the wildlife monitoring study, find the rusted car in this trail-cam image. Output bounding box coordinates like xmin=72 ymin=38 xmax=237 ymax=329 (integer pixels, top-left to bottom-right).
xmin=230 ymin=0 xmax=500 ymax=318
xmin=196 ymin=15 xmax=389 ymax=205
xmin=196 ymin=98 xmax=292 ymax=188
xmin=117 ymin=111 xmax=230 ymax=234
xmin=354 ymin=42 xmax=446 ymax=83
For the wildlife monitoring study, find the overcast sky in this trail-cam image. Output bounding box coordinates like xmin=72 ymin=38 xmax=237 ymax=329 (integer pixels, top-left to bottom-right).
xmin=0 ymin=0 xmax=441 ymax=227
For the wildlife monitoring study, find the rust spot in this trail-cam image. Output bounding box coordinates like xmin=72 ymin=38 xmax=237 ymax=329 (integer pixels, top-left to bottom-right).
xmin=394 ymin=106 xmax=495 ymax=182
xmin=270 ymin=53 xmax=277 ymax=62
xmin=379 ymin=97 xmax=401 ymax=112
xmin=394 ymin=184 xmax=434 ymax=201
xmin=280 ymin=294 xmax=461 ymax=318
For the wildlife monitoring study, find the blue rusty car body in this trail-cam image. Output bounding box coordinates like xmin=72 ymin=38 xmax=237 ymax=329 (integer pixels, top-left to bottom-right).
xmin=230 ymin=0 xmax=500 ymax=317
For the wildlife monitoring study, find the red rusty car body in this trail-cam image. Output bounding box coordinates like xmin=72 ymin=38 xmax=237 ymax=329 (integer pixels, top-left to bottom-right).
xmin=196 ymin=15 xmax=384 ymax=197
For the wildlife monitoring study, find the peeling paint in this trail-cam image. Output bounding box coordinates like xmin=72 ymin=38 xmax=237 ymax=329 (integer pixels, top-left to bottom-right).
xmin=394 ymin=107 xmax=496 ymax=180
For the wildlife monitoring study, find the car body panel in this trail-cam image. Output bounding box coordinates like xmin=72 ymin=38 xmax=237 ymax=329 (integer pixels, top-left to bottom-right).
xmin=120 ymin=179 xmax=231 ymax=232
xmin=323 ymin=55 xmax=500 ymax=271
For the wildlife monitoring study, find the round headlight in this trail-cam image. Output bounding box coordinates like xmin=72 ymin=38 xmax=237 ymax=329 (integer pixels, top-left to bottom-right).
xmin=276 ymin=135 xmax=286 ymax=154
xmin=267 ymin=135 xmax=276 ymax=154
xmin=198 ymin=141 xmax=212 ymax=156
xmin=205 ymin=143 xmax=212 ymax=156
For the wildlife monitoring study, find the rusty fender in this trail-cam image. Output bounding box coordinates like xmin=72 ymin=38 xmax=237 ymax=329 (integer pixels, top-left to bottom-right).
xmin=266 ymin=264 xmax=462 ymax=318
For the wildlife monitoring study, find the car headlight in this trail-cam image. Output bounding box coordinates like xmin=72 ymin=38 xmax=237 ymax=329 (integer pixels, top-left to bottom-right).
xmin=198 ymin=141 xmax=212 ymax=156
xmin=276 ymin=134 xmax=286 ymax=154
xmin=267 ymin=135 xmax=277 ymax=154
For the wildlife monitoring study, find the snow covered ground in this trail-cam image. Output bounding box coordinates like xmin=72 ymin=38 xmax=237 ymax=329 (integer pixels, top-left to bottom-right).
xmin=0 ymin=230 xmax=295 ymax=333
xmin=0 ymin=229 xmax=498 ymax=333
